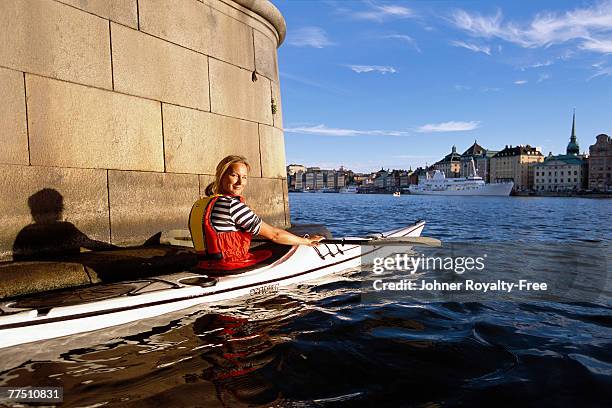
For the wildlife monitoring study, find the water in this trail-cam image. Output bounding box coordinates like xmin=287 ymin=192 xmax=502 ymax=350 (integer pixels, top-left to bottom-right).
xmin=1 ymin=194 xmax=610 ymax=407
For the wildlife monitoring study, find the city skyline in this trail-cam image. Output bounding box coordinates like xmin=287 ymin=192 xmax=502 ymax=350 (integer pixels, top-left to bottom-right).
xmin=273 ymin=0 xmax=612 ymax=173
xmin=285 ymin=132 xmax=585 ymax=175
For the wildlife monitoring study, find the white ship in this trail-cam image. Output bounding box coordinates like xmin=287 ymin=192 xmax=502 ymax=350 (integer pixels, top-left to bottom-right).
xmin=339 ymin=186 xmax=358 ymax=194
xmin=408 ymin=160 xmax=513 ymax=196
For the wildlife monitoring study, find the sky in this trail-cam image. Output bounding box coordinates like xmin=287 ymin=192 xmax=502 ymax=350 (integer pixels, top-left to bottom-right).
xmin=272 ymin=0 xmax=612 ymax=173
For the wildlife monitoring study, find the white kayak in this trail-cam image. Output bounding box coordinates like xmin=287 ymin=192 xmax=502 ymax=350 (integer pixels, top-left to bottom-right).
xmin=0 ymin=221 xmax=425 ymax=349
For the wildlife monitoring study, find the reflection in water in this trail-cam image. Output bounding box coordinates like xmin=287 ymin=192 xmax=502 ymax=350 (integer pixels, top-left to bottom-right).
xmin=12 ymin=188 xmax=116 ymax=261
xmin=0 ymin=272 xmax=611 ymax=406
xmin=194 ymin=313 xmax=279 ymax=405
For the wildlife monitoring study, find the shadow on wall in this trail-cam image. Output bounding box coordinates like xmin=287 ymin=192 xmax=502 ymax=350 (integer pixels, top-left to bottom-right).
xmin=12 ymin=188 xmax=117 ymax=261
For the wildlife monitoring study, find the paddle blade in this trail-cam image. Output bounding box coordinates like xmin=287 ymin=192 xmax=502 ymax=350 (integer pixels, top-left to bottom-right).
xmin=368 ymin=237 xmax=442 ymax=247
xmin=328 ymin=237 xmax=442 ymax=247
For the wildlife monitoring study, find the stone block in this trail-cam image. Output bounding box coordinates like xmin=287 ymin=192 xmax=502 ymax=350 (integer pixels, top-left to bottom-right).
xmin=0 ymin=164 xmax=110 ymax=260
xmin=108 ymin=171 xmax=200 ymax=245
xmin=282 ymin=180 xmax=290 ymax=226
xmin=111 ymin=23 xmax=210 ymax=111
xmin=0 ymin=0 xmax=112 ymax=89
xmin=242 ymin=177 xmax=286 ymax=227
xmin=271 ymin=79 xmax=283 ymax=129
xmin=58 ymin=0 xmax=138 ymax=28
xmin=201 ymin=0 xmax=279 ymax=45
xmin=0 ymin=262 xmax=95 ymax=298
xmin=198 ymin=174 xmax=215 ymax=197
xmin=163 ymin=104 xmax=261 ymax=176
xmin=209 ymin=58 xmax=272 ymax=124
xmin=254 ymin=29 xmax=278 ymax=82
xmin=139 ymin=0 xmax=254 ymax=70
xmin=26 ymin=74 xmax=164 ymax=171
xmin=259 ymin=124 xmax=286 ymax=178
xmin=205 ymin=4 xmax=255 ymax=71
xmin=0 ymin=67 xmax=28 ymax=165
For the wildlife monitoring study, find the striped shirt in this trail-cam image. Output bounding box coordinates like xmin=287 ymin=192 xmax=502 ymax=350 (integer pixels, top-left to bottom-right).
xmin=210 ymin=196 xmax=262 ymax=235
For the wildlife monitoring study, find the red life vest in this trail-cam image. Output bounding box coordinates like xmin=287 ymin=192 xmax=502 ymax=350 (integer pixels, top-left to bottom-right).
xmin=189 ymin=195 xmax=271 ymax=271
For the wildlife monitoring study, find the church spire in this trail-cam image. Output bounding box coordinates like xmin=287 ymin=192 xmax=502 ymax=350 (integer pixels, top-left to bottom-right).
xmin=571 ymin=109 xmax=576 ymax=141
xmin=566 ymin=109 xmax=580 ymax=155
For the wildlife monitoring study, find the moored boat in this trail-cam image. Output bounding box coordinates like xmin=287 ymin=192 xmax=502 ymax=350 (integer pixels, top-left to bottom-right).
xmin=0 ymin=221 xmax=426 ymax=349
xmin=339 ymin=186 xmax=358 ymax=194
xmin=408 ymin=159 xmax=514 ymax=196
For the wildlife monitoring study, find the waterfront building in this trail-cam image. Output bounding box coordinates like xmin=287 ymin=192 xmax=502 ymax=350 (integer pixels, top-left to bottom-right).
xmin=434 ymin=146 xmax=461 ymax=178
xmin=533 ymin=113 xmax=588 ymax=192
xmin=353 ymin=173 xmax=370 ymax=186
xmin=287 ymin=173 xmax=294 ymax=190
xmin=323 ymin=170 xmax=338 ymax=189
xmin=388 ymin=170 xmax=406 ymax=191
xmin=373 ymin=168 xmax=389 ymax=189
xmin=588 ymin=133 xmax=612 ymax=191
xmin=336 ymin=172 xmax=346 ymax=189
xmin=286 ymin=164 xmax=306 ymax=176
xmin=409 ymin=167 xmax=427 ymax=185
xmin=287 ymin=164 xmax=307 ymax=191
xmin=399 ymin=170 xmax=411 ymax=188
xmin=305 ymin=172 xmax=315 ymax=190
xmin=302 ymin=167 xmax=325 ymax=191
xmin=288 ymin=166 xmax=350 ymax=191
xmin=294 ymin=171 xmax=304 ymax=190
xmin=314 ymin=172 xmax=324 ymax=190
xmin=534 ymin=154 xmax=587 ymax=192
xmin=460 ymin=141 xmax=497 ymax=182
xmin=490 ymin=145 xmax=544 ymax=191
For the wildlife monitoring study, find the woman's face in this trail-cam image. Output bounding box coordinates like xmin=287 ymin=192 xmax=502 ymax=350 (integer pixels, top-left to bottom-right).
xmin=220 ymin=162 xmax=248 ymax=195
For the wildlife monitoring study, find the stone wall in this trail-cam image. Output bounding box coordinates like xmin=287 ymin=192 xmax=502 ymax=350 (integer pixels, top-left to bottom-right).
xmin=0 ymin=0 xmax=287 ymax=259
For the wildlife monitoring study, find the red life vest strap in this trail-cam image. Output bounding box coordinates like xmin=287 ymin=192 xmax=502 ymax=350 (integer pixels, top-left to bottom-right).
xmin=202 ymin=196 xmax=222 ymax=258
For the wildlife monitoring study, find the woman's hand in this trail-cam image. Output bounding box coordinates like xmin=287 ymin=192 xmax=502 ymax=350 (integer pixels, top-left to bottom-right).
xmin=304 ymin=235 xmax=325 ymax=246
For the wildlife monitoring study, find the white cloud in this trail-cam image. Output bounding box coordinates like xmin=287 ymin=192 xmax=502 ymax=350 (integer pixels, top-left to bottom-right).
xmin=392 ymin=155 xmax=438 ymax=159
xmin=454 ymin=84 xmax=471 ymax=91
xmin=281 ymin=72 xmax=325 ymax=89
xmin=280 ymin=72 xmax=348 ymax=95
xmin=450 ymin=40 xmax=491 ymax=55
xmin=416 ymin=121 xmax=481 ymax=133
xmin=514 ymin=80 xmax=528 ymax=85
xmin=284 ymin=124 xmax=408 ymax=137
xmin=292 ymin=160 xmax=415 ymax=173
xmin=581 ymin=38 xmax=612 ymax=53
xmin=352 ymin=4 xmax=415 ymax=22
xmin=537 ymin=73 xmax=551 ymax=82
xmin=449 ymin=1 xmax=612 ymax=54
xmin=348 ymin=65 xmax=397 ymax=74
xmin=521 ymin=60 xmax=553 ymax=71
xmin=589 ymin=61 xmax=612 ymax=79
xmin=287 ymin=27 xmax=334 ymax=48
xmin=384 ymin=34 xmax=421 ymax=52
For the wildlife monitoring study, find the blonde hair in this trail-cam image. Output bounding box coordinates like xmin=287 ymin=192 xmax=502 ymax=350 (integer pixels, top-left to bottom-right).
xmin=205 ymin=155 xmax=251 ymax=196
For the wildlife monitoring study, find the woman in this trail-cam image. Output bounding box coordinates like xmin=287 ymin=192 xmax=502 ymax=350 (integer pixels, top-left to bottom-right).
xmin=190 ymin=155 xmax=323 ymax=270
